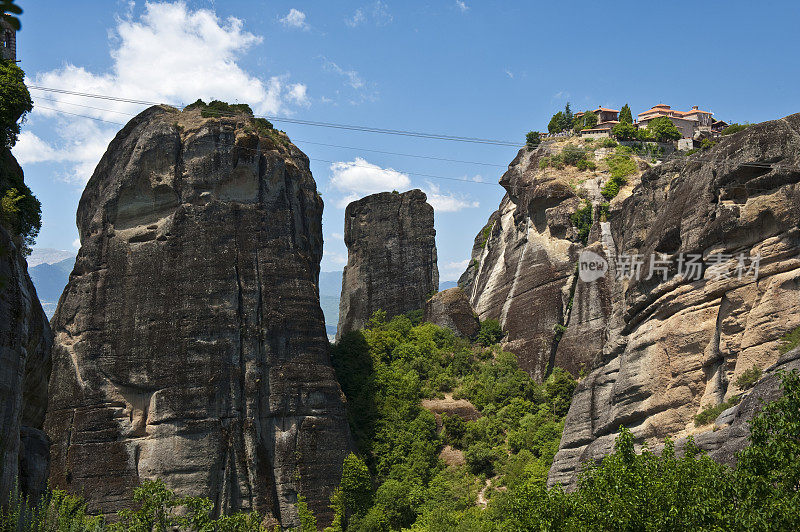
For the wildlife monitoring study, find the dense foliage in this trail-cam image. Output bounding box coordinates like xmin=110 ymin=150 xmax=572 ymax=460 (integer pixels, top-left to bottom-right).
xmin=601 ymin=146 xmax=637 ymax=200
xmin=548 ymin=103 xmax=574 ymax=134
xmin=0 ymin=61 xmax=40 ymax=253
xmin=329 ymin=312 xmax=576 ymax=530
xmin=618 ymin=103 xmax=633 ymax=124
xmin=570 ymin=202 xmax=593 ymax=245
xmin=0 ymin=60 xmax=30 ymax=149
xmin=644 ymin=116 xmax=682 ymax=142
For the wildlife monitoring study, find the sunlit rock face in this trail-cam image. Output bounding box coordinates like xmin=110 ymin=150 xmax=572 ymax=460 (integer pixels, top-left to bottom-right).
xmin=44 ymin=105 xmax=352 ymax=527
xmin=548 ymin=113 xmax=800 ymax=489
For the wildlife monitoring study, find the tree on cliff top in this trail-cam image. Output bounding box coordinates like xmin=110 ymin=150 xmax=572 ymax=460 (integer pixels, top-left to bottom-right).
xmin=0 ymin=60 xmax=32 ymax=149
xmin=1 ymin=0 xmax=22 ymax=30
xmin=619 ymin=103 xmax=633 ymax=124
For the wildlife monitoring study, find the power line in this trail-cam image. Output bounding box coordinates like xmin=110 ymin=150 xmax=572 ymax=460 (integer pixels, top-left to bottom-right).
xmin=33 ymin=105 xmax=500 ymax=186
xmin=32 ymin=96 xmax=507 ymax=168
xmin=29 ymin=85 xmax=524 ymax=147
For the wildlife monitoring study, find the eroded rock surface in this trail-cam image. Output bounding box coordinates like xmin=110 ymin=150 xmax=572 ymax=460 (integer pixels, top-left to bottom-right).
xmin=44 ymin=106 xmax=351 ymax=526
xmin=337 ymin=190 xmax=438 ymax=339
xmin=424 ymin=287 xmax=479 ymax=338
xmin=0 ymin=228 xmax=52 ymax=505
xmin=548 ymin=114 xmax=800 ymax=489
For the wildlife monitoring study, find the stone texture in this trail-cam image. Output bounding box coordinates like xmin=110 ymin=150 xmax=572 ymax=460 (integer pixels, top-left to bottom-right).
xmin=424 ymin=287 xmax=479 ymax=338
xmin=548 ymin=113 xmax=800 ymax=489
xmin=0 ymin=168 xmax=53 ymax=504
xmin=44 ymin=105 xmax=352 ymax=527
xmin=458 ymin=145 xmax=587 ymax=381
xmin=337 ymin=190 xmax=438 ymax=339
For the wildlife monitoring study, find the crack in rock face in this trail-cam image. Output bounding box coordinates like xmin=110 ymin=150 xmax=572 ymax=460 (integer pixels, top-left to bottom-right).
xmin=43 ymin=105 xmax=352 ymax=528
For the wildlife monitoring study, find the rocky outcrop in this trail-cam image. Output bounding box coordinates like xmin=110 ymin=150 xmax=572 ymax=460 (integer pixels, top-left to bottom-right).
xmin=0 ymin=221 xmax=53 ymax=503
xmin=44 ymin=105 xmax=351 ymax=526
xmin=458 ymin=143 xmax=611 ymax=380
xmin=547 ymin=114 xmax=800 ymax=488
xmin=424 ymin=287 xmax=479 ymax=338
xmin=337 ymin=190 xmax=438 ymax=339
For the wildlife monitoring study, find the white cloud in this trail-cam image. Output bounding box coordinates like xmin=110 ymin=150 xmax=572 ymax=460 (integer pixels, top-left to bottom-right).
xmin=323 ymin=251 xmax=348 ymax=266
xmin=456 ymin=1 xmax=469 ymax=12
xmin=323 ymin=59 xmax=365 ymax=90
xmin=331 ymin=232 xmax=344 ymax=240
xmin=72 ymin=238 xmax=81 ymax=249
xmin=329 ymin=158 xmax=410 ymax=207
xmin=423 ymin=182 xmax=479 ymax=213
xmin=443 ymin=259 xmax=469 ymax=271
xmin=13 ymin=132 xmax=65 ymax=164
xmin=280 ymin=8 xmax=309 ymax=30
xmin=26 ymin=2 xmax=309 ymax=183
xmin=345 ymin=2 xmax=393 ymax=27
xmin=504 ymin=69 xmax=514 ymax=79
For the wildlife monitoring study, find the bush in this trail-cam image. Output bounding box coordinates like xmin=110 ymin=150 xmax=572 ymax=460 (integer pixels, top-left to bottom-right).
xmin=701 ymin=138 xmax=717 ymax=150
xmin=538 ymin=157 xmax=550 ymax=169
xmin=735 ymin=365 xmax=763 ymax=390
xmin=780 ymin=325 xmax=800 ymax=354
xmin=477 ymin=319 xmax=504 ymax=346
xmin=600 ymin=179 xmax=620 ymax=200
xmin=570 ymin=202 xmax=593 ymax=245
xmin=597 ymin=137 xmax=618 ymax=148
xmin=694 ymin=394 xmax=741 ymax=426
xmin=525 ymin=131 xmax=541 ymax=148
xmin=721 ymin=123 xmax=748 ymax=136
xmin=561 ymin=144 xmax=585 ymax=166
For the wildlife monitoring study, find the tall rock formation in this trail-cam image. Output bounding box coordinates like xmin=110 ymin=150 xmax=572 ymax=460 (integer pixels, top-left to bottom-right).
xmin=0 ymin=154 xmax=53 ymax=504
xmin=458 ymin=143 xmax=615 ymax=380
xmin=547 ymin=114 xmax=800 ymax=488
xmin=337 ymin=190 xmax=438 ymax=339
xmin=44 ymin=105 xmax=351 ymax=526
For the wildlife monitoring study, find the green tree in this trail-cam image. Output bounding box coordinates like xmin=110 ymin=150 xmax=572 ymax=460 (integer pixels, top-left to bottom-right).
xmin=548 ymin=111 xmax=564 ymax=134
xmin=734 ymin=370 xmax=800 ymax=529
xmin=525 ymin=130 xmax=541 ymax=148
xmin=581 ymin=110 xmax=597 ymax=130
xmin=476 ymin=319 xmax=503 ymax=346
xmin=611 ymin=121 xmax=637 ymax=140
xmin=340 ymin=453 xmax=373 ymax=521
xmin=646 ymin=116 xmax=682 ymax=142
xmin=619 ymin=103 xmax=633 ymax=124
xmin=562 ymin=102 xmax=574 ymax=130
xmin=0 ymin=60 xmax=32 ymax=149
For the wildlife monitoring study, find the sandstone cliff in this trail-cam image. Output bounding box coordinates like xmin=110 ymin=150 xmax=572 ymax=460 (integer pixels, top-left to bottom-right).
xmin=337 ymin=190 xmax=438 ymax=339
xmin=44 ymin=105 xmax=351 ymax=526
xmin=547 ymin=115 xmax=800 ymax=488
xmin=0 ymin=153 xmax=53 ymax=504
xmin=458 ymin=140 xmax=635 ymax=380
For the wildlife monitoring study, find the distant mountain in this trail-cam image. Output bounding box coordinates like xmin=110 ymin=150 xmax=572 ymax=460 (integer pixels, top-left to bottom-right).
xmin=439 ymin=280 xmax=458 ymax=291
xmin=319 ymin=270 xmax=343 ymax=298
xmin=27 ymin=248 xmax=75 ymax=268
xmin=28 ymin=256 xmax=75 ymax=318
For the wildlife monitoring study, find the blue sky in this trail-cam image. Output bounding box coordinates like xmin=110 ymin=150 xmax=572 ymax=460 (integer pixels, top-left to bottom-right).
xmin=13 ymin=0 xmax=800 ymax=280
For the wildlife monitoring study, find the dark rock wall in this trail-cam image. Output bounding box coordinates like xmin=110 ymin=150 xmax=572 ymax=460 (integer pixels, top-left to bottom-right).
xmin=337 ymin=190 xmax=438 ymax=338
xmin=0 ymin=223 xmax=52 ymax=504
xmin=44 ymin=106 xmax=351 ymax=527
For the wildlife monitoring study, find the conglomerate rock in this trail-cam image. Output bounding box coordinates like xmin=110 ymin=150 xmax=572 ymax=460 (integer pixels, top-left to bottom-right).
xmin=44 ymin=105 xmax=352 ymax=527
xmin=337 ymin=190 xmax=438 ymax=339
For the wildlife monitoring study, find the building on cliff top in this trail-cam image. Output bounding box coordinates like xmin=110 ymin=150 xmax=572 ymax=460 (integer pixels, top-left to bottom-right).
xmin=637 ymin=104 xmax=714 ymax=138
xmin=577 ymin=106 xmax=620 ymax=138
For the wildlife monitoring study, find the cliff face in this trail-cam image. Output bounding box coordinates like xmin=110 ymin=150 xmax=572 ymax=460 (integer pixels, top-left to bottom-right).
xmin=458 ymin=145 xmax=596 ymax=381
xmin=459 ymin=115 xmax=800 ymax=489
xmin=0 ymin=154 xmax=53 ymax=504
xmin=547 ymin=114 xmax=800 ymax=488
xmin=337 ymin=190 xmax=438 ymax=339
xmin=44 ymin=106 xmax=351 ymax=526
